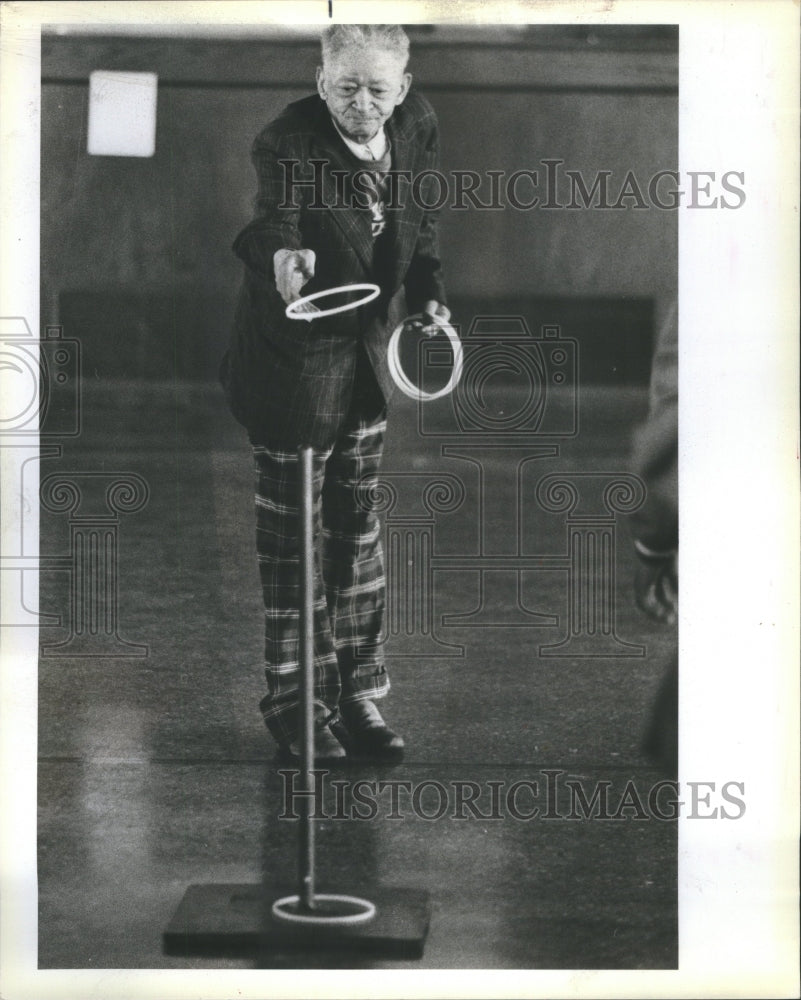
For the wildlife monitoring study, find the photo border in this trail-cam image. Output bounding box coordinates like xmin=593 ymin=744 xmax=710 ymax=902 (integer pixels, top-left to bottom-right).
xmin=1 ymin=2 xmax=798 ymax=998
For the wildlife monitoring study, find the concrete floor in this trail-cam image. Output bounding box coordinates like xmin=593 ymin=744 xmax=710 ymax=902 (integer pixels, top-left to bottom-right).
xmin=37 ymin=378 xmax=677 ymax=969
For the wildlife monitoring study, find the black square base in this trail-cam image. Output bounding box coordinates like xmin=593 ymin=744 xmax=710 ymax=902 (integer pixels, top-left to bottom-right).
xmin=163 ymin=884 xmax=431 ymax=960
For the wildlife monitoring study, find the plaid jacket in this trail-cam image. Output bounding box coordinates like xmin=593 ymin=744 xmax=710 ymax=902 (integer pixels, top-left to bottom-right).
xmin=221 ymin=88 xmax=448 ymax=448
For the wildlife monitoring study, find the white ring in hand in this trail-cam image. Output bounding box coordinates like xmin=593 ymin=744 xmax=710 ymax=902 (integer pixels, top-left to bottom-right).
xmin=388 ymin=313 xmax=463 ymax=401
xmin=285 ymin=283 xmax=381 ymax=321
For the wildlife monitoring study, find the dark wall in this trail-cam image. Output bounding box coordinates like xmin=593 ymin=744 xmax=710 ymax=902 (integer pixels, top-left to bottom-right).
xmin=41 ymin=29 xmax=677 ymax=382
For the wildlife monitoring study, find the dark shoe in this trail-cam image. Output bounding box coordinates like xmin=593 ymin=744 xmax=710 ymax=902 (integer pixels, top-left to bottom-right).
xmin=337 ymin=700 xmax=405 ymax=761
xmin=277 ymin=721 xmax=347 ymax=763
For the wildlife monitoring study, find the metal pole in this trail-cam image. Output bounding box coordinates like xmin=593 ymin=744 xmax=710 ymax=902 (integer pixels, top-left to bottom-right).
xmin=298 ymin=445 xmax=316 ymax=911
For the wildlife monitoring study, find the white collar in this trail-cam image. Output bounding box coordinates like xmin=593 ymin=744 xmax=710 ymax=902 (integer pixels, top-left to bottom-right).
xmin=330 ymin=115 xmax=389 ymax=162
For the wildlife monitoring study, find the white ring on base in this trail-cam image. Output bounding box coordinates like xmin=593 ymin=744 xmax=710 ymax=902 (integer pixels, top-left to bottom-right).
xmin=285 ymin=283 xmax=381 ymax=321
xmin=387 ymin=313 xmax=463 ymax=401
xmin=271 ymin=893 xmax=377 ymax=926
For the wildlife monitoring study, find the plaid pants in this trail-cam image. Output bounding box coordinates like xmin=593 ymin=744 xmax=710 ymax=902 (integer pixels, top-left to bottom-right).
xmin=253 ymin=395 xmax=389 ymax=744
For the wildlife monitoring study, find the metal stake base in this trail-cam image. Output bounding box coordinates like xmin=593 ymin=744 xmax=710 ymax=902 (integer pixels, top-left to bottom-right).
xmin=162 ymin=447 xmax=432 ymax=961
xmin=163 ymin=883 xmax=431 ymax=959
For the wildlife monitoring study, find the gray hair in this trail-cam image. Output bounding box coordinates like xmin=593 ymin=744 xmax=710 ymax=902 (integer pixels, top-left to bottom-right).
xmin=321 ymin=24 xmax=410 ymax=68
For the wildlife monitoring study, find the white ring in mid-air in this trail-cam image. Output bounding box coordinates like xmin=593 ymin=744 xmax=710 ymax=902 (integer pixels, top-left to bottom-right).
xmin=388 ymin=313 xmax=463 ymax=401
xmin=271 ymin=893 xmax=377 ymax=926
xmin=285 ymin=283 xmax=381 ymax=321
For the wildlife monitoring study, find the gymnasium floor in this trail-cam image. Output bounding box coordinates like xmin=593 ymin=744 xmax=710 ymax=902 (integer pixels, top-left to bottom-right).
xmin=37 ymin=376 xmax=677 ymax=970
